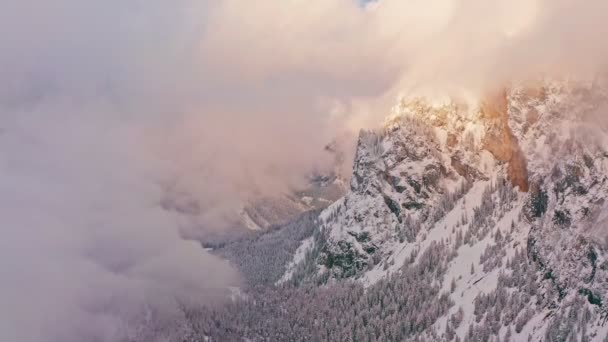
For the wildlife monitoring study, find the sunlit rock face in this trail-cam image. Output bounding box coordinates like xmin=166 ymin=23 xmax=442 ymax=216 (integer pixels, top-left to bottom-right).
xmin=387 ymin=88 xmax=533 ymax=193
xmin=481 ymin=90 xmax=530 ymax=192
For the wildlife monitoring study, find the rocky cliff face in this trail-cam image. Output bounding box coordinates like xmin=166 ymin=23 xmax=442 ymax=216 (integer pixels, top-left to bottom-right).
xmin=280 ymin=78 xmax=608 ymax=340
xmin=481 ymin=90 xmax=530 ymax=192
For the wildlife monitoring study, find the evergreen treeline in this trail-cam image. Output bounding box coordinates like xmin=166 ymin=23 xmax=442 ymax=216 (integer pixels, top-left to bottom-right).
xmin=183 ymin=240 xmax=455 ymax=342
xmin=139 ymin=177 xmax=607 ymax=342
xmin=215 ymin=210 xmax=320 ymax=286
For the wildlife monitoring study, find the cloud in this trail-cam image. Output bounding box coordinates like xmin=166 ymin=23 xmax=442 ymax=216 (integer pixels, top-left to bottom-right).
xmin=199 ymin=0 xmax=608 ymax=126
xmin=1 ymin=0 xmax=607 ymax=341
xmin=0 ymin=98 xmax=241 ymax=341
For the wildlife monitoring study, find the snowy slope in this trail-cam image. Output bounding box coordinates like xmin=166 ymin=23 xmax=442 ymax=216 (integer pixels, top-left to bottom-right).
xmin=278 ymin=79 xmax=608 ymax=341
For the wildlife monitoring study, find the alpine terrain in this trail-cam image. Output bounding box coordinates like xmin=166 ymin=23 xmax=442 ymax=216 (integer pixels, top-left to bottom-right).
xmin=179 ymin=78 xmax=608 ymax=342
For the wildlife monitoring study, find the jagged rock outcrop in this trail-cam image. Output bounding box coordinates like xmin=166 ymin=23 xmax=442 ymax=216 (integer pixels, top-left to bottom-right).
xmin=316 ymin=115 xmax=462 ymax=278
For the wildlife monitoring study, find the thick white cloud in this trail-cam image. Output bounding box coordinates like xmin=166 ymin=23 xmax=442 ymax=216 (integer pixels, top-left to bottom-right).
xmin=1 ymin=0 xmax=607 ymax=341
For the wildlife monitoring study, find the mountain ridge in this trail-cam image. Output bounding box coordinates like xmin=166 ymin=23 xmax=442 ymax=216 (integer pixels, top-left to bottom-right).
xmin=193 ymin=78 xmax=608 ymax=342
xmin=272 ymin=79 xmax=608 ymax=341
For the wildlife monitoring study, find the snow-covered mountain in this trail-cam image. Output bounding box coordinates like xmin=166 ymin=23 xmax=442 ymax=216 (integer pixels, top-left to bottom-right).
xmin=264 ymin=79 xmax=608 ymax=341
xmin=182 ymin=78 xmax=608 ymax=342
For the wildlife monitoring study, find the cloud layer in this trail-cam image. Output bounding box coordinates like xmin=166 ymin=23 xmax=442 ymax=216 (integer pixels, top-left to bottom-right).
xmin=1 ymin=0 xmax=608 ymax=341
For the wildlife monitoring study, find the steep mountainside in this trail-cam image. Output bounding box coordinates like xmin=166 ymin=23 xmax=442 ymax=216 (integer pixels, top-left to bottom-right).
xmin=266 ymin=79 xmax=608 ymax=341
xmin=186 ymin=79 xmax=608 ymax=342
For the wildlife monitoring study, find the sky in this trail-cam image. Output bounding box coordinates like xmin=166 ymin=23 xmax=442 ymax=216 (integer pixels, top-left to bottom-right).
xmin=1 ymin=0 xmax=608 ymax=341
